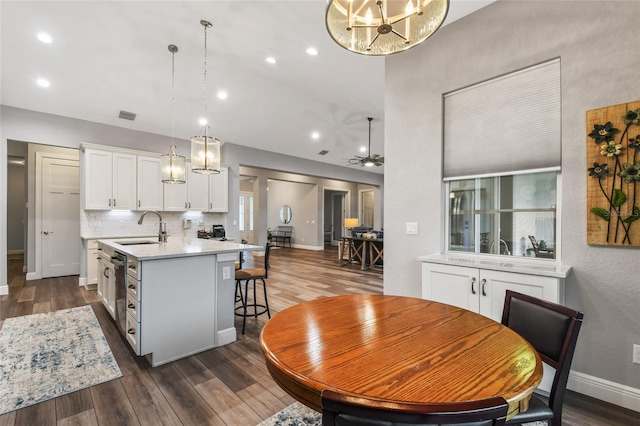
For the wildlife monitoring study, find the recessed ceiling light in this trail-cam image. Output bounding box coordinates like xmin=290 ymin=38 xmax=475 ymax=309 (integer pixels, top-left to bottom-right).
xmin=311 ymin=131 xmax=320 ymax=140
xmin=199 ymin=118 xmax=208 ymax=126
xmin=217 ymin=90 xmax=228 ymax=100
xmin=360 ymin=146 xmax=367 ymax=153
xmin=266 ymin=56 xmax=277 ymax=64
xmin=306 ymin=47 xmax=318 ymax=56
xmin=37 ymin=32 xmax=52 ymax=44
xmin=36 ymin=78 xmax=50 ymax=88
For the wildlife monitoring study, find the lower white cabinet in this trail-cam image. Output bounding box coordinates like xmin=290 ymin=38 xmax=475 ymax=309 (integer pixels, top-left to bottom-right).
xmin=97 ymin=253 xmax=116 ymax=320
xmin=421 ymin=256 xmax=571 ymax=394
xmin=85 ymin=239 xmax=99 ymax=287
xmin=421 ymin=262 xmax=564 ymax=322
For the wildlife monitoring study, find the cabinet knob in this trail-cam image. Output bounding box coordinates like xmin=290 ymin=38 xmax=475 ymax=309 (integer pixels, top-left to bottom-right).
xmin=113 ymin=199 xmax=116 ymax=207
xmin=481 ymin=279 xmax=487 ymax=296
xmin=128 ymin=303 xmax=135 ymax=309
xmin=128 ymin=284 xmax=135 ymax=289
xmin=127 ymin=329 xmax=136 ymax=335
xmin=470 ymin=277 xmax=476 ymax=295
xmin=109 ymin=199 xmax=112 ymax=206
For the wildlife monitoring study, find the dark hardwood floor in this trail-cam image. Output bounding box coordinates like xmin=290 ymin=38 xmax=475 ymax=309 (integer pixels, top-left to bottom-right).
xmin=1 ymin=248 xmax=639 ymax=425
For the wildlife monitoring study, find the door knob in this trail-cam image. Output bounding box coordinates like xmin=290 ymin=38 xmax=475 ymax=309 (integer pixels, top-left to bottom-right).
xmin=43 ymin=231 xmax=53 ymax=235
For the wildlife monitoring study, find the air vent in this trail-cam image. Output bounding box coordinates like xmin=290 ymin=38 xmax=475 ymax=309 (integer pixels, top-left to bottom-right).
xmin=118 ymin=110 xmax=136 ymax=121
xmin=318 ymin=150 xmax=329 ymax=156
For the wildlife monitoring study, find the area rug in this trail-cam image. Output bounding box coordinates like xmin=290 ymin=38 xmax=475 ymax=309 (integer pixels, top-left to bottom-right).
xmin=0 ymin=305 xmax=122 ymax=415
xmin=257 ymin=402 xmax=547 ymax=426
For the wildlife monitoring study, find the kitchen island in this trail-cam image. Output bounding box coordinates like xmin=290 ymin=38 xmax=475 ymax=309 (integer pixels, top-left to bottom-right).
xmin=97 ymin=237 xmax=260 ymax=367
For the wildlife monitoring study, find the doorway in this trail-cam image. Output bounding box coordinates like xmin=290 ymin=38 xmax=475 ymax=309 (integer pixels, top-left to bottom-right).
xmin=239 ymin=191 xmax=255 ymax=244
xmin=360 ymin=189 xmax=374 ymax=228
xmin=323 ymin=189 xmax=349 ymax=247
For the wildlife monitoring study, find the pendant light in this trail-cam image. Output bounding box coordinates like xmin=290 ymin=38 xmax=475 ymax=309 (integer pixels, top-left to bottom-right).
xmin=191 ymin=19 xmax=221 ymax=175
xmin=160 ymin=44 xmax=186 ymax=184
xmin=325 ymin=0 xmax=449 ymax=56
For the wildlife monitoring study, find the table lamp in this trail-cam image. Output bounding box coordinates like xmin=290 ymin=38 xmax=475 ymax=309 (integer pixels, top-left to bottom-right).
xmin=344 ymin=218 xmax=359 ymax=235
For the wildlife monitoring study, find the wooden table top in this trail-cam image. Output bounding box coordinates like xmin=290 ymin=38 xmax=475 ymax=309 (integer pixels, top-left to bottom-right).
xmin=260 ymin=294 xmax=542 ymax=419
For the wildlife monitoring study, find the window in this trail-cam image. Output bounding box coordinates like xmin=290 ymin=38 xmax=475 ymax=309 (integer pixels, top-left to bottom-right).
xmin=447 ymin=171 xmax=557 ymax=259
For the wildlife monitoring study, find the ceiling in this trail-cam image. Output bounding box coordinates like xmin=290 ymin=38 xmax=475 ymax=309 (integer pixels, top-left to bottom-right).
xmin=1 ymin=1 xmax=494 ymax=174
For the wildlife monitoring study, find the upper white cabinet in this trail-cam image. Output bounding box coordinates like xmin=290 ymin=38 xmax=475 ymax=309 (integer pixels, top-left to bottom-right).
xmin=137 ymin=156 xmax=163 ymax=211
xmin=84 ymin=149 xmax=136 ymax=210
xmin=164 ymin=165 xmax=228 ymax=212
xmin=208 ymin=167 xmax=228 ymax=212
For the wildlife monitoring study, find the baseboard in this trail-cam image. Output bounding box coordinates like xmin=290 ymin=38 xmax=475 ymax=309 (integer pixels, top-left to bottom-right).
xmin=0 ymin=285 xmax=8 ymax=296
xmin=568 ymin=370 xmax=640 ymax=413
xmin=216 ymin=327 xmax=237 ymax=347
xmin=26 ymin=272 xmax=40 ymax=281
xmin=22 ymin=265 xmax=27 ymax=273
xmin=291 ymin=244 xmax=324 ymax=251
xmin=79 ymin=276 xmax=87 ymax=286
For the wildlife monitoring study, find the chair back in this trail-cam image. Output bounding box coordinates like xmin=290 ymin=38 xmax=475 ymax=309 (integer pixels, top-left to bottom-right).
xmin=501 ymin=290 xmax=583 ymax=412
xmin=321 ymin=390 xmax=508 ymax=426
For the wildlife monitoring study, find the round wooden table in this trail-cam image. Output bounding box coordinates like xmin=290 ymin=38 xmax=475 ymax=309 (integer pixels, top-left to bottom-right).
xmin=260 ymin=294 xmax=542 ymax=419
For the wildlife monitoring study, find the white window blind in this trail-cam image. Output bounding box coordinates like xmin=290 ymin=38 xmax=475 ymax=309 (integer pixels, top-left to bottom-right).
xmin=443 ymin=59 xmax=561 ymax=180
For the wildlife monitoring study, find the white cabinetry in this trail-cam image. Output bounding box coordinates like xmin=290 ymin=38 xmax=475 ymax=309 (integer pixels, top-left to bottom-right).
xmin=97 ymin=253 xmax=116 ymax=319
xmin=84 ymin=149 xmax=136 ymax=210
xmin=420 ymin=255 xmax=571 ymax=394
xmin=137 ymin=156 xmax=163 ymax=210
xmin=208 ymin=167 xmax=228 ymax=212
xmin=163 ymin=163 xmax=211 ymax=211
xmin=421 ymin=262 xmax=564 ymax=322
xmin=84 ymin=239 xmax=99 ymax=287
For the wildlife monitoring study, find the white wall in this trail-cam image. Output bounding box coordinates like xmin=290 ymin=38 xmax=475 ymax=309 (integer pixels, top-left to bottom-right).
xmin=384 ymin=0 xmax=640 ymax=406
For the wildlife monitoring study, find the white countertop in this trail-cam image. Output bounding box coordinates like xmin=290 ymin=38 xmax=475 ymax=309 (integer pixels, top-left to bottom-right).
xmin=82 ymin=234 xmax=158 ymax=241
xmin=98 ymin=237 xmax=261 ymax=261
xmin=417 ymin=253 xmax=572 ymax=278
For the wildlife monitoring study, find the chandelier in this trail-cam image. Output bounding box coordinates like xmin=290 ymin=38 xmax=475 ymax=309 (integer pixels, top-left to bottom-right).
xmin=325 ymin=0 xmax=449 ymax=55
xmin=191 ymin=20 xmax=221 ymax=175
xmin=160 ymin=44 xmax=186 ymax=184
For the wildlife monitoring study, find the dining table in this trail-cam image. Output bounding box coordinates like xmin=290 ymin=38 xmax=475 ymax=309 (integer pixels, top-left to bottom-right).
xmin=260 ymin=294 xmax=542 ymax=420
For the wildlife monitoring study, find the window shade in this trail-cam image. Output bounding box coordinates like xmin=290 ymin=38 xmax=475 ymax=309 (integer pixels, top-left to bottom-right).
xmin=443 ymin=59 xmax=561 ymax=180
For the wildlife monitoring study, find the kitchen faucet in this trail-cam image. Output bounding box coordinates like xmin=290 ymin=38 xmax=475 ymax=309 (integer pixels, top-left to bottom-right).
xmin=489 ymin=238 xmax=511 ymax=256
xmin=138 ymin=211 xmax=167 ymax=242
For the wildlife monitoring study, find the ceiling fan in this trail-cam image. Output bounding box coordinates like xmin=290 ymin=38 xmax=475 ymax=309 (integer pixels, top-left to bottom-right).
xmin=348 ymin=117 xmax=384 ymax=167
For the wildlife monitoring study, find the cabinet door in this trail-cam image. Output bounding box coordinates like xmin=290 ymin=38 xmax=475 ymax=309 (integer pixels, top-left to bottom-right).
xmin=188 ymin=170 xmax=209 ymax=211
xmin=479 ymin=270 xmax=561 ymax=322
xmin=421 ymin=263 xmax=480 ymax=312
xmin=104 ymin=262 xmax=116 ymax=320
xmin=163 ymin=173 xmax=188 ymax=211
xmin=208 ymin=167 xmax=229 ymax=212
xmin=84 ymin=149 xmax=113 ymax=209
xmin=137 ymin=156 xmax=163 ymax=210
xmin=112 ymin=153 xmax=137 ymax=209
xmin=87 ymin=247 xmax=99 ymax=285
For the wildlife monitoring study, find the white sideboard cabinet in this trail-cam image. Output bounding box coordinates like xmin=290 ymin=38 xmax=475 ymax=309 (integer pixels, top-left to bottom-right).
xmin=420 ymin=254 xmax=572 ymax=394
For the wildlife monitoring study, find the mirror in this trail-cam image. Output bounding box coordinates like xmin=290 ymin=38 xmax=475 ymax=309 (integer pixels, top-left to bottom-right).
xmin=280 ymin=205 xmax=292 ymax=224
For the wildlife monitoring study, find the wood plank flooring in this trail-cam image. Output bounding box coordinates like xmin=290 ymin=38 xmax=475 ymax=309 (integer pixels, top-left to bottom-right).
xmin=1 ymin=248 xmax=639 ymax=426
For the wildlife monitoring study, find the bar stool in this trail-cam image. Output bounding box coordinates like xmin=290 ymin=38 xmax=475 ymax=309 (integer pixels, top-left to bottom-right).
xmin=234 ymin=244 xmax=272 ymax=334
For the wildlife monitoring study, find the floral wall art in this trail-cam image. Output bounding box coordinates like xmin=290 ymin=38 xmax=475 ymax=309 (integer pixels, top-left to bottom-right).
xmin=586 ymin=100 xmax=640 ymax=246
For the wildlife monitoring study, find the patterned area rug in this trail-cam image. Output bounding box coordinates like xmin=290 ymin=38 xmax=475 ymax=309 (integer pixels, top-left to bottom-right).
xmin=0 ymin=306 xmax=122 ymax=415
xmin=257 ymin=401 xmax=547 ymax=426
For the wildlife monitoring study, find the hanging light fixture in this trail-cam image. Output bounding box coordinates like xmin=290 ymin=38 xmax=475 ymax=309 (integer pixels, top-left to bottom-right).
xmin=161 ymin=44 xmax=186 ymax=184
xmin=191 ymin=19 xmax=221 ymax=175
xmin=325 ymin=0 xmax=449 ymax=56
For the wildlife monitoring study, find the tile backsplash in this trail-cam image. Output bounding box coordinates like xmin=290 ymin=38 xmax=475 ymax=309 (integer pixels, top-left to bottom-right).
xmin=81 ymin=210 xmax=227 ymax=239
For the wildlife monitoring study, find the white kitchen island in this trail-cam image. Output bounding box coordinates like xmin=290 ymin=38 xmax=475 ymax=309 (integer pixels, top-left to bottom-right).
xmin=97 ymin=238 xmax=260 ymax=367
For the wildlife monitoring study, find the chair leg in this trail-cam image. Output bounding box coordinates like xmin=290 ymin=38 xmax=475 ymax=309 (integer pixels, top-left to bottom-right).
xmin=242 ymin=279 xmax=250 ymax=334
xmin=261 ymin=278 xmax=271 ymax=318
xmin=235 ymin=279 xmax=243 ymax=304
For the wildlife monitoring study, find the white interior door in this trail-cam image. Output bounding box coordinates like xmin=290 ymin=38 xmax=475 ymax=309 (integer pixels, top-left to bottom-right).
xmin=239 ymin=192 xmax=255 ymax=243
xmin=361 ymin=190 xmax=374 ymax=228
xmin=42 ymin=157 xmax=80 ymax=277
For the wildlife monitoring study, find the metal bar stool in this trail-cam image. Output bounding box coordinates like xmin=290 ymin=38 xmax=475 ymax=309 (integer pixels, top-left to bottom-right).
xmin=234 ymin=244 xmax=272 ymax=334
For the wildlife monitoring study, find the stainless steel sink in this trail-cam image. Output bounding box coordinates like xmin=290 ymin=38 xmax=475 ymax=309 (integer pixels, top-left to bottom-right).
xmin=116 ymin=240 xmax=160 ymax=246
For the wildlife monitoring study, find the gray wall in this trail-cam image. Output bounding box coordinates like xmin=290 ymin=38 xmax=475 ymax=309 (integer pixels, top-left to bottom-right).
xmin=384 ymin=1 xmax=640 ymax=391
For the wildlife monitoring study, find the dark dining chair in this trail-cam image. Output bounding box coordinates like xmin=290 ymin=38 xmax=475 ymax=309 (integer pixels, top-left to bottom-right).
xmin=234 ymin=243 xmax=272 ymax=334
xmin=321 ymin=390 xmax=509 ymax=426
xmin=501 ymin=290 xmax=584 ymax=426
